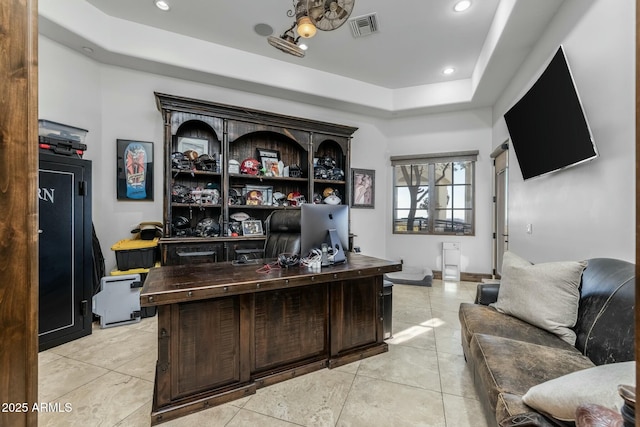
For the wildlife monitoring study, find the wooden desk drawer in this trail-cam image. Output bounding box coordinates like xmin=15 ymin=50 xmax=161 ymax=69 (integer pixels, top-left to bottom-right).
xmin=161 ymin=241 xmax=223 ymax=265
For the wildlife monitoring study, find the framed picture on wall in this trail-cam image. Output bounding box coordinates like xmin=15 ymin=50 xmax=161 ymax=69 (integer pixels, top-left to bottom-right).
xmin=117 ymin=139 xmax=154 ymax=201
xmin=351 ymin=168 xmax=375 ymax=208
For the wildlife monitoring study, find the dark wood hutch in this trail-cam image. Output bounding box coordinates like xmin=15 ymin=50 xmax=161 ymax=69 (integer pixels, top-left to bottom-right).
xmin=154 ymin=93 xmax=358 ymax=265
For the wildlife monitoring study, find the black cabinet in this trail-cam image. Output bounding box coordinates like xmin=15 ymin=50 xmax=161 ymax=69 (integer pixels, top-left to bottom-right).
xmin=38 ymin=153 xmax=93 ymax=351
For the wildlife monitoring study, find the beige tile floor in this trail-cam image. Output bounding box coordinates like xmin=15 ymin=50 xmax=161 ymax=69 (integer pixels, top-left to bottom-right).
xmin=38 ymin=280 xmax=490 ymax=427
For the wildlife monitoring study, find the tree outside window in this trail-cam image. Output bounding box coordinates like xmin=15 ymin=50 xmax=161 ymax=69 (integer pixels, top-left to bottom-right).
xmin=391 ymin=151 xmax=476 ymax=235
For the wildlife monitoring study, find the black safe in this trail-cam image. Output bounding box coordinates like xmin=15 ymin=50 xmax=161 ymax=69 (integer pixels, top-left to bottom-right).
xmin=38 ymin=153 xmax=93 ymax=351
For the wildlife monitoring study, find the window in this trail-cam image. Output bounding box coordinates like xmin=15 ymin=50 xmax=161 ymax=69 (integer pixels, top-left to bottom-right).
xmin=391 ymin=151 xmax=477 ymax=235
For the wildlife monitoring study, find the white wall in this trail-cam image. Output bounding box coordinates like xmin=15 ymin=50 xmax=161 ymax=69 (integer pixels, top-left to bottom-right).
xmin=492 ymin=0 xmax=635 ymax=263
xmin=41 ymin=0 xmax=632 ymax=274
xmin=39 ymin=36 xmax=390 ymax=271
xmin=382 ymin=109 xmax=495 ymax=275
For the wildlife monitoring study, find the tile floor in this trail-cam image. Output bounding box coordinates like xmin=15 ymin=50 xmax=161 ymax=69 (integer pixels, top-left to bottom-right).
xmin=38 ymin=280 xmax=491 ymax=427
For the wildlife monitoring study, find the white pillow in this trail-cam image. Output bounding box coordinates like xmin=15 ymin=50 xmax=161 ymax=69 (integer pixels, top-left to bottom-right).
xmin=522 ymin=361 xmax=635 ymax=422
xmin=490 ymin=251 xmax=587 ymax=345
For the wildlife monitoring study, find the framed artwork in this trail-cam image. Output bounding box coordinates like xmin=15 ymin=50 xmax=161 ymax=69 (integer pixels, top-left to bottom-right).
xmin=256 ymin=147 xmax=280 ymax=176
xmin=241 ymin=219 xmax=264 ymax=236
xmin=177 ymin=137 xmax=208 ymax=155
xmin=117 ymin=139 xmax=154 ymax=201
xmin=351 ymin=168 xmax=375 ymax=208
xmin=256 ymin=147 xmax=280 ymax=160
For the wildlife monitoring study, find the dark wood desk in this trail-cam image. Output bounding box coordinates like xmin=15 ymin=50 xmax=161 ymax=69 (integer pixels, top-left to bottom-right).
xmin=141 ymin=253 xmax=402 ymax=425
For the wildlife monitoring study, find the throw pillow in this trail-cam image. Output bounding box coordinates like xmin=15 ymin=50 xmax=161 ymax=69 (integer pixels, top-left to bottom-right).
xmin=522 ymin=361 xmax=635 ymax=422
xmin=490 ymin=251 xmax=587 ymax=345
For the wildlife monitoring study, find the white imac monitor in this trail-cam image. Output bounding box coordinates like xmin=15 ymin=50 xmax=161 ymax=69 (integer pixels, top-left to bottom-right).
xmin=301 ymin=204 xmax=349 ymax=265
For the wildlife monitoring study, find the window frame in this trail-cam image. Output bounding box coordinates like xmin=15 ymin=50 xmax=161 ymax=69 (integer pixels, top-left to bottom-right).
xmin=391 ymin=151 xmax=477 ymax=236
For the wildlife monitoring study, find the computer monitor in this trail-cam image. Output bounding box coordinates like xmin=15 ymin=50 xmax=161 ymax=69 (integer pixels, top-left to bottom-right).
xmin=301 ymin=204 xmax=349 ymax=265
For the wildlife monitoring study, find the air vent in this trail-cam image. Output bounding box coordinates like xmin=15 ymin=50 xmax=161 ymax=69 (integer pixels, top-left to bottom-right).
xmin=349 ymin=13 xmax=379 ymax=38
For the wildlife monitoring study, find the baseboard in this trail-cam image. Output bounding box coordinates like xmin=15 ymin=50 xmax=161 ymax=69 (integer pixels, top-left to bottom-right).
xmin=432 ymin=270 xmax=493 ymax=282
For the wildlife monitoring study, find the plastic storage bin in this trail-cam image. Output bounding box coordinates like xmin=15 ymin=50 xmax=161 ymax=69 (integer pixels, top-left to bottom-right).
xmin=38 ymin=119 xmax=88 ymax=157
xmin=111 ymin=238 xmax=159 ymax=271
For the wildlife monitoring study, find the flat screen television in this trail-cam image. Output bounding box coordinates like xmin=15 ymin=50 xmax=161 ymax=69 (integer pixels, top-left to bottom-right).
xmin=504 ymin=46 xmax=598 ymax=180
xmin=301 ymin=204 xmax=349 ymax=265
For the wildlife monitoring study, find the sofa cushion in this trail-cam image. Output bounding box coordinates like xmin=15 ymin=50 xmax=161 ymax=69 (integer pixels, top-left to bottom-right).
xmin=459 ymin=303 xmax=578 ymax=356
xmin=522 ymin=361 xmax=635 ymax=422
xmin=469 ymin=333 xmax=594 ymax=418
xmin=490 ymin=251 xmax=587 ymax=345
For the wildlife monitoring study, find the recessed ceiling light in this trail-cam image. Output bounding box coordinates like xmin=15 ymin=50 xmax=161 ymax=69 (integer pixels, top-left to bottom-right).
xmin=454 ymin=1 xmax=471 ymax=12
xmin=299 ymin=43 xmax=308 ymax=51
xmin=443 ymin=67 xmax=456 ymax=75
xmin=154 ymin=0 xmax=170 ymax=11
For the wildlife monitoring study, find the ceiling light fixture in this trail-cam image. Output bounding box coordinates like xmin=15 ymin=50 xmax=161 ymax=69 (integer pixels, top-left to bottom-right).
xmin=454 ymin=1 xmax=471 ymax=12
xmin=295 ymin=1 xmax=317 ymax=38
xmin=268 ymin=23 xmax=306 ymax=58
xmin=268 ymin=0 xmax=355 ymax=57
xmin=443 ymin=67 xmax=456 ymax=75
xmin=154 ymin=0 xmax=170 ymax=11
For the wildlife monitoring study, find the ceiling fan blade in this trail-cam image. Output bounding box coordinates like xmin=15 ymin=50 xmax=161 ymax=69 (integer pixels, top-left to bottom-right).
xmin=334 ymin=4 xmax=348 ymax=19
xmin=307 ymin=1 xmax=324 ymax=21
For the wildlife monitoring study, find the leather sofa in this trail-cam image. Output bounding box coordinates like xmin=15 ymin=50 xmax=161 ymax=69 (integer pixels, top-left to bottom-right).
xmin=458 ymin=258 xmax=635 ymax=426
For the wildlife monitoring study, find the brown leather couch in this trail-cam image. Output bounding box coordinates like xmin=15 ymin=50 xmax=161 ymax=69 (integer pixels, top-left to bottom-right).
xmin=458 ymin=258 xmax=635 ymax=427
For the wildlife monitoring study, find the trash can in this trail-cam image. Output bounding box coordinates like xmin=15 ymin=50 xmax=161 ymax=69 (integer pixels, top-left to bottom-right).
xmin=383 ymin=279 xmax=393 ymax=339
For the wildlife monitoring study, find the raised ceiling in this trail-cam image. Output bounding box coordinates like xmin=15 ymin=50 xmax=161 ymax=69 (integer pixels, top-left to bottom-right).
xmin=38 ymin=0 xmax=565 ymax=117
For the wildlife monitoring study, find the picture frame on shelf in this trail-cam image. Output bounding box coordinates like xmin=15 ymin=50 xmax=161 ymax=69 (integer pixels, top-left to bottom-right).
xmin=256 ymin=147 xmax=280 ymax=160
xmin=262 ymin=158 xmax=281 ymax=177
xmin=351 ymin=168 xmax=375 ymax=209
xmin=177 ymin=137 xmax=209 ymax=155
xmin=117 ymin=139 xmax=154 ymax=201
xmin=242 ymin=219 xmax=264 ymax=236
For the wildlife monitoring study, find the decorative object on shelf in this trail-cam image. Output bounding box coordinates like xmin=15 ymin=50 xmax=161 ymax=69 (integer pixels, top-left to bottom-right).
xmin=243 ymin=185 xmax=273 ymax=206
xmin=288 ymin=164 xmax=302 ymax=178
xmin=351 ymin=168 xmax=375 ymax=208
xmin=256 ymin=148 xmax=281 ymax=177
xmin=262 ymin=158 xmax=280 ymax=176
xmin=240 ymin=158 xmax=261 ymax=175
xmin=117 ymin=139 xmax=154 ymax=201
xmin=195 ymin=217 xmax=221 ymax=237
xmin=242 ymin=220 xmax=264 ymax=236
xmin=287 ymin=191 xmax=306 ymax=206
xmin=230 ymin=212 xmax=251 ymax=222
xmin=228 ymin=159 xmax=240 ymax=174
xmin=322 ymin=187 xmax=342 ymax=205
xmin=245 ymin=190 xmax=263 ymax=205
xmin=273 ymin=192 xmax=288 ymax=206
xmin=267 ymin=0 xmax=355 ymax=57
xmin=177 ymin=136 xmax=209 ymax=155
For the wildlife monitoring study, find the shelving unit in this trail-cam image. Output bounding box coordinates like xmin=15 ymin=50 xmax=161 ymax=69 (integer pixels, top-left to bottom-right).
xmin=155 ymin=93 xmax=358 ymax=265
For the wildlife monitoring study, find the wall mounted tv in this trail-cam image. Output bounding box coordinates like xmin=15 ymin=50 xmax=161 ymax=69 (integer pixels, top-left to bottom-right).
xmin=504 ymin=46 xmax=598 ymax=180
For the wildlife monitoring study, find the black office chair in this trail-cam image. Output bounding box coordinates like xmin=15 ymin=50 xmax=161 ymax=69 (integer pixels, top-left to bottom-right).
xmin=263 ymin=210 xmax=301 ymax=259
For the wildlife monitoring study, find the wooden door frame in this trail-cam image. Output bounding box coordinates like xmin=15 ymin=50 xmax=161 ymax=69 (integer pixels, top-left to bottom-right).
xmin=635 ymin=0 xmax=640 ymax=416
xmin=0 ymin=1 xmax=39 ymax=426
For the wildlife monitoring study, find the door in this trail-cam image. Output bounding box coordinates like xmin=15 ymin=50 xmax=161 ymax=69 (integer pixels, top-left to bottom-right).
xmin=38 ymin=154 xmax=93 ymax=351
xmin=492 ymin=145 xmax=509 ymax=277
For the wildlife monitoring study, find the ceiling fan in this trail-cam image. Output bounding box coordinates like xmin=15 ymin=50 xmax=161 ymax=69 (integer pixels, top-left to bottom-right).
xmin=268 ymin=0 xmax=355 ymax=58
xmin=308 ymin=0 xmax=355 ymax=31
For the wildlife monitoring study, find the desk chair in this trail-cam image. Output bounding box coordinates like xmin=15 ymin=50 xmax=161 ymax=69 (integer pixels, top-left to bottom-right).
xmin=263 ymin=209 xmax=301 ymax=259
